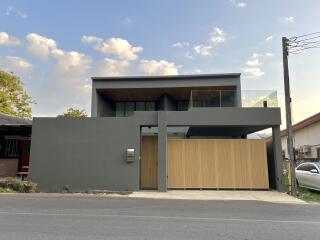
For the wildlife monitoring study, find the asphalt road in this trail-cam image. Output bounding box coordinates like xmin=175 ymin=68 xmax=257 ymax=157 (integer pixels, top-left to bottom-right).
xmin=0 ymin=194 xmax=319 ymax=240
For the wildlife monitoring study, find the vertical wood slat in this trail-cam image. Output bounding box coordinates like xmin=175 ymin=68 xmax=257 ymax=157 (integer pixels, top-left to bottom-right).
xmin=201 ymin=140 xmax=217 ymax=188
xmin=215 ymin=140 xmax=235 ymax=189
xmin=249 ymin=140 xmax=269 ymax=189
xmin=167 ymin=139 xmax=269 ymax=189
xmin=167 ymin=139 xmax=185 ymax=188
xmin=140 ymin=136 xmax=158 ymax=189
xmin=184 ymin=140 xmax=201 ymax=188
xmin=233 ymin=140 xmax=251 ymax=188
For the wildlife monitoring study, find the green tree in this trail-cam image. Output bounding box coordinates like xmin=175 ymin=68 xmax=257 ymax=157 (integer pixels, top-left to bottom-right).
xmin=57 ymin=108 xmax=87 ymax=118
xmin=0 ymin=71 xmax=33 ymax=118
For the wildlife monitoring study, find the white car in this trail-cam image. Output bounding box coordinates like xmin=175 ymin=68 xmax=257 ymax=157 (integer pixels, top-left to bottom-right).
xmin=296 ymin=162 xmax=320 ymax=191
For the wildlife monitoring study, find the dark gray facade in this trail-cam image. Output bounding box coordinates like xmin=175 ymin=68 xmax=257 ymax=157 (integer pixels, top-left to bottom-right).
xmin=29 ymin=74 xmax=284 ymax=192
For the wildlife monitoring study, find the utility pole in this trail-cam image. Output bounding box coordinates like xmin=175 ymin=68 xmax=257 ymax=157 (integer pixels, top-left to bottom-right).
xmin=282 ymin=37 xmax=297 ymax=196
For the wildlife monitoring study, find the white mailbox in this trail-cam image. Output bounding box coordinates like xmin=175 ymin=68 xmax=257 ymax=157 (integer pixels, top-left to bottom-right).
xmin=126 ymin=148 xmax=135 ymax=163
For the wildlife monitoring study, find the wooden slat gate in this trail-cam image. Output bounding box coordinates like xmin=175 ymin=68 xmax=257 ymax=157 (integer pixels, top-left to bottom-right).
xmin=140 ymin=136 xmax=158 ymax=189
xmin=167 ymin=139 xmax=269 ymax=189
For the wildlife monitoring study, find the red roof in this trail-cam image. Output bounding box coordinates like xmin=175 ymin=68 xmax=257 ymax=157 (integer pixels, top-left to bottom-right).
xmin=280 ymin=112 xmax=320 ymax=137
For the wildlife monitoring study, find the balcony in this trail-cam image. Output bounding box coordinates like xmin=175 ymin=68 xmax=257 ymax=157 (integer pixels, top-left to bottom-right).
xmin=190 ymin=90 xmax=278 ymax=108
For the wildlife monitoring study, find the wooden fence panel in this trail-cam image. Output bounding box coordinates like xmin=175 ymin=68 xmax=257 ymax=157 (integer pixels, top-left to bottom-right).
xmin=167 ymin=139 xmax=269 ymax=189
xmin=200 ymin=140 xmax=218 ymax=188
xmin=184 ymin=140 xmax=202 ymax=188
xmin=167 ymin=139 xmax=185 ymax=188
xmin=249 ymin=140 xmax=269 ymax=189
xmin=233 ymin=140 xmax=252 ymax=189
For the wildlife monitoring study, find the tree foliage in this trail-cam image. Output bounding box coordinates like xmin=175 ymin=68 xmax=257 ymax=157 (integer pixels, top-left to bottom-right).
xmin=57 ymin=108 xmax=87 ymax=118
xmin=0 ymin=71 xmax=33 ymax=118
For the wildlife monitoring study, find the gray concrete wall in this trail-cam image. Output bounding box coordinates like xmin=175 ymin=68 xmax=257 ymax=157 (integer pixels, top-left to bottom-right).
xmin=29 ymin=108 xmax=283 ymax=192
xmin=166 ymin=108 xmax=281 ymax=126
xmin=91 ymin=74 xmax=241 ymax=117
xmin=29 ymin=117 xmax=142 ymax=192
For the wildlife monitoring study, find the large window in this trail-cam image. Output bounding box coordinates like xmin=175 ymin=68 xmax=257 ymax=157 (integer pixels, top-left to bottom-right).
xmin=0 ymin=138 xmax=21 ymax=158
xmin=116 ymin=101 xmax=156 ymax=117
xmin=177 ymin=101 xmax=189 ymax=111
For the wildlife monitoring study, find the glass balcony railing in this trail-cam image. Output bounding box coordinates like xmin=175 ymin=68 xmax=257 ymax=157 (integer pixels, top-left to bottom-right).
xmin=190 ymin=90 xmax=278 ymax=108
xmin=241 ymin=90 xmax=278 ymax=107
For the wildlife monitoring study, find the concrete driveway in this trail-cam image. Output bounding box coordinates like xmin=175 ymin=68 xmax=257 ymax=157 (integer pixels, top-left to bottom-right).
xmin=129 ymin=190 xmax=305 ymax=204
xmin=0 ymin=193 xmax=318 ymax=240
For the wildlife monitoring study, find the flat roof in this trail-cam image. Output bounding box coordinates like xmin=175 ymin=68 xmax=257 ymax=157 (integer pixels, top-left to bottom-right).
xmin=0 ymin=112 xmax=32 ymax=126
xmin=92 ymin=73 xmax=241 ymax=81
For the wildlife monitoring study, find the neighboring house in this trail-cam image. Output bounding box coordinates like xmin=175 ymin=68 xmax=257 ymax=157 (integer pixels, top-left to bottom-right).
xmin=29 ymin=74 xmax=284 ymax=192
xmin=0 ymin=113 xmax=32 ymax=178
xmin=281 ymin=112 xmax=320 ymax=162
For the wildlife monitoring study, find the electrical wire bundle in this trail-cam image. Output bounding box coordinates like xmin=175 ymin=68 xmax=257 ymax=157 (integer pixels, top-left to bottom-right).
xmin=287 ymin=32 xmax=320 ymax=54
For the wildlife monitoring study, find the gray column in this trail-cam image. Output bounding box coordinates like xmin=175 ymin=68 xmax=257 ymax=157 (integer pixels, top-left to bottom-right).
xmin=272 ymin=125 xmax=285 ymax=192
xmin=91 ymin=88 xmax=98 ymax=117
xmin=157 ymin=111 xmax=167 ymax=192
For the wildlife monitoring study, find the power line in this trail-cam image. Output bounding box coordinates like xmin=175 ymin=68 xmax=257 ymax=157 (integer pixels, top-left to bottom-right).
xmin=289 ymin=35 xmax=320 ymax=44
xmin=289 ymin=40 xmax=320 ymax=47
xmin=286 ymin=32 xmax=320 ymax=54
xmin=288 ymin=31 xmax=320 ymax=41
xmin=289 ymin=45 xmax=320 ymax=54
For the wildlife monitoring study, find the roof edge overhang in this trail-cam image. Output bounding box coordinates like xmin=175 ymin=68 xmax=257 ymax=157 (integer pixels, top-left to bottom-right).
xmin=92 ymin=73 xmax=241 ymax=81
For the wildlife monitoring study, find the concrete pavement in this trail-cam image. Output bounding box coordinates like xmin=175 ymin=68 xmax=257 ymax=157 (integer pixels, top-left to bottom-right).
xmin=129 ymin=190 xmax=305 ymax=203
xmin=0 ymin=193 xmax=319 ymax=240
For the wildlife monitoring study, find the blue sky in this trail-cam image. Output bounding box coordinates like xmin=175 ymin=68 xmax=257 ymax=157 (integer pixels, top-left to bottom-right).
xmin=0 ymin=0 xmax=319 ymax=126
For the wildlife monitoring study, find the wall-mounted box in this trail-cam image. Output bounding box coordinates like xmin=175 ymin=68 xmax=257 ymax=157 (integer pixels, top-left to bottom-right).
xmin=126 ymin=148 xmax=135 ymax=163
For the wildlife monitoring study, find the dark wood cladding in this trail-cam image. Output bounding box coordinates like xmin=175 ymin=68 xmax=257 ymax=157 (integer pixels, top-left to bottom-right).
xmin=98 ymin=86 xmax=236 ymax=101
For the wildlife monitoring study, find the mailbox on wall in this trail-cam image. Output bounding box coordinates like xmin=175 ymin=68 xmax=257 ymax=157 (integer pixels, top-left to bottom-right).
xmin=126 ymin=148 xmax=135 ymax=163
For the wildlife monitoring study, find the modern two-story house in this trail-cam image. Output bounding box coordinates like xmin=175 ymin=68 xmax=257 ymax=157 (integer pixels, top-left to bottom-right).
xmin=29 ymin=73 xmax=284 ymax=192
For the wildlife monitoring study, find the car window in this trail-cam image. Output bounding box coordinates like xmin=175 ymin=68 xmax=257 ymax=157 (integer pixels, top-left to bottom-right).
xmin=297 ymin=164 xmax=318 ymax=172
xmin=297 ymin=164 xmax=309 ymax=171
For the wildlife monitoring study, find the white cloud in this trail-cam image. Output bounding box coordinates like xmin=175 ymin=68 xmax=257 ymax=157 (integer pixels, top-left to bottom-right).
xmin=94 ymin=58 xmax=130 ymax=76
xmin=0 ymin=32 xmax=21 ymax=46
xmin=25 ymin=34 xmax=92 ymax=84
xmin=26 ymin=33 xmax=58 ymax=59
xmin=0 ymin=56 xmax=33 ymax=72
xmin=252 ymin=53 xmax=262 ymax=59
xmin=210 ymin=27 xmax=225 ymax=43
xmin=82 ymin=35 xmax=143 ymax=61
xmin=242 ymin=52 xmax=274 ymax=78
xmin=5 ymin=6 xmax=28 ymax=18
xmin=52 ymin=51 xmax=92 ymax=84
xmin=280 ymin=16 xmax=294 ymax=24
xmin=194 ymin=44 xmax=213 ymax=56
xmin=241 ymin=67 xmax=264 ymax=78
xmin=172 ymin=42 xmax=190 ymax=48
xmin=24 ymin=33 xmax=93 ymax=115
xmin=139 ymin=59 xmax=180 ymax=75
xmin=229 ymin=0 xmax=247 ymax=7
xmin=265 ymin=35 xmax=274 ymax=42
xmin=246 ymin=58 xmax=262 ymax=67
xmin=193 ymin=26 xmax=226 ymax=57
xmin=242 ymin=53 xmax=265 ymax=78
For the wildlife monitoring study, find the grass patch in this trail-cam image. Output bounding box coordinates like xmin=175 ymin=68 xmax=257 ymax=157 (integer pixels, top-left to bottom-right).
xmin=0 ymin=177 xmax=37 ymax=193
xmin=284 ymin=168 xmax=320 ymax=203
xmin=297 ymin=186 xmax=320 ymax=203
